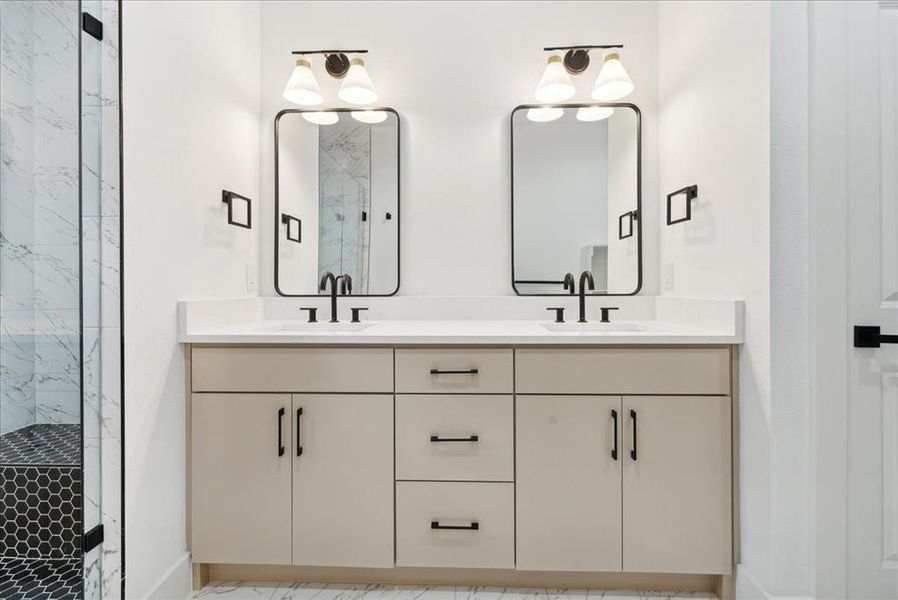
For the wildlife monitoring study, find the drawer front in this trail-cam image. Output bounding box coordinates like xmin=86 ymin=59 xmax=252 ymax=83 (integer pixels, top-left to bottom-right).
xmin=395 ymin=349 xmax=513 ymax=393
xmin=396 ymin=481 xmax=514 ymax=568
xmin=515 ymin=348 xmax=730 ymax=395
xmin=191 ymin=347 xmax=393 ymax=393
xmin=396 ymin=395 xmax=513 ymax=482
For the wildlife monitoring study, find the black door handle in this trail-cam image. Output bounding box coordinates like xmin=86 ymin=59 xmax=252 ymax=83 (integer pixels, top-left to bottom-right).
xmin=629 ymin=409 xmax=637 ymax=461
xmin=277 ymin=407 xmax=285 ymax=457
xmin=855 ymin=326 xmax=898 ymax=348
xmin=431 ymin=520 xmax=479 ymax=530
xmin=296 ymin=407 xmax=304 ymax=457
xmin=611 ymin=409 xmax=619 ymax=461
xmin=430 ymin=435 xmax=479 ymax=443
xmin=430 ymin=368 xmax=479 ymax=375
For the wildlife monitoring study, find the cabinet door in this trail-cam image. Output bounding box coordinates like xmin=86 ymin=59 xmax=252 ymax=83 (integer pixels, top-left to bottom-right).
xmin=516 ymin=395 xmax=622 ymax=571
xmin=191 ymin=393 xmax=292 ymax=564
xmin=292 ymin=394 xmax=394 ymax=567
xmin=622 ymin=395 xmax=732 ymax=574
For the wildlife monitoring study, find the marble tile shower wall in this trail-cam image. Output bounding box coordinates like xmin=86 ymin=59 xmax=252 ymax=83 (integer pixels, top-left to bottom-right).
xmin=0 ymin=0 xmax=80 ymax=434
xmin=318 ymin=124 xmax=371 ymax=290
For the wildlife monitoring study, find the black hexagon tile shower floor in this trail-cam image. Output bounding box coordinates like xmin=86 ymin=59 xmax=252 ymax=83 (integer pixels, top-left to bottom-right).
xmin=0 ymin=424 xmax=80 ymax=466
xmin=0 ymin=557 xmax=82 ymax=600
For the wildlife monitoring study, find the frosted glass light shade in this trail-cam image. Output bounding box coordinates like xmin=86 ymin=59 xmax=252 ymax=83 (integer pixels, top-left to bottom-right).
xmin=338 ymin=58 xmax=378 ymax=105
xmin=351 ymin=110 xmax=388 ymax=124
xmin=283 ymin=59 xmax=324 ymax=106
xmin=302 ymin=111 xmax=339 ymax=125
xmin=592 ymin=52 xmax=634 ymax=101
xmin=576 ymin=106 xmax=614 ymax=122
xmin=534 ymin=55 xmax=576 ymax=103
xmin=526 ymin=107 xmax=564 ymax=123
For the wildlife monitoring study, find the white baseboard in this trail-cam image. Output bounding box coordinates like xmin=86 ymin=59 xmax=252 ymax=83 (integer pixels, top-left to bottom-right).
xmin=142 ymin=551 xmax=192 ymax=600
xmin=736 ymin=566 xmax=813 ymax=600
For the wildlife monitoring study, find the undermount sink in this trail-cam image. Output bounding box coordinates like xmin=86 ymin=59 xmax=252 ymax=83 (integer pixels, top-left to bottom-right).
xmin=540 ymin=321 xmax=648 ymax=333
xmin=268 ymin=321 xmax=373 ymax=332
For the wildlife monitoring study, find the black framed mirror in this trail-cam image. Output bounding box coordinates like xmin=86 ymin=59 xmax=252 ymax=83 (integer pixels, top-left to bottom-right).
xmin=274 ymin=108 xmax=400 ymax=296
xmin=511 ymin=103 xmax=642 ymax=296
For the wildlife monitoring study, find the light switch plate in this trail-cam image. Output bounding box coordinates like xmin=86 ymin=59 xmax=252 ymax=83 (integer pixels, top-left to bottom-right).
xmin=246 ymin=263 xmax=257 ymax=292
xmin=662 ymin=262 xmax=674 ymax=291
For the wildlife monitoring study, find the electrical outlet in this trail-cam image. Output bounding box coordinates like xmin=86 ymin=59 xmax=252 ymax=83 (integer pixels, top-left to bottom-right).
xmin=246 ymin=263 xmax=257 ymax=292
xmin=662 ymin=262 xmax=674 ymax=291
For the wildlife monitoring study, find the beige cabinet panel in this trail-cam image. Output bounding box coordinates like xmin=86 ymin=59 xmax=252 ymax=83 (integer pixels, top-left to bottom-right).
xmin=395 ymin=348 xmax=513 ymax=393
xmin=396 ymin=394 xmax=513 ymax=481
xmin=515 ymin=348 xmax=730 ymax=395
xmin=396 ymin=481 xmax=514 ymax=568
xmin=191 ymin=347 xmax=393 ymax=393
xmin=622 ymin=396 xmax=732 ymax=574
xmin=191 ymin=394 xmax=292 ymax=564
xmin=292 ymin=394 xmax=394 ymax=567
xmin=516 ymin=395 xmax=623 ymax=572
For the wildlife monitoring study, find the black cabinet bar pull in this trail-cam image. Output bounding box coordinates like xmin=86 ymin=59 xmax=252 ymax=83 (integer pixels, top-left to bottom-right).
xmin=431 ymin=520 xmax=479 ymax=530
xmin=430 ymin=435 xmax=479 ymax=443
xmin=629 ymin=409 xmax=638 ymax=461
xmin=430 ymin=368 xmax=479 ymax=375
xmin=854 ymin=325 xmax=898 ymax=348
xmin=296 ymin=407 xmax=304 ymax=457
xmin=277 ymin=407 xmax=286 ymax=457
xmin=611 ymin=409 xmax=619 ymax=461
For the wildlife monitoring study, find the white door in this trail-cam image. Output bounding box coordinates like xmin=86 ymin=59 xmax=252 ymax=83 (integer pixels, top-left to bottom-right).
xmin=818 ymin=2 xmax=898 ymax=598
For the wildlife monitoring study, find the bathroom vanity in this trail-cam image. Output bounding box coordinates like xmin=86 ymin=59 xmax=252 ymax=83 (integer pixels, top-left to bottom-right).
xmin=181 ymin=298 xmax=741 ymax=599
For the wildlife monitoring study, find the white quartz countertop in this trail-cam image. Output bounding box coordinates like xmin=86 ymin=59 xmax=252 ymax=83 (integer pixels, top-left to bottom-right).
xmin=178 ymin=297 xmax=744 ymax=345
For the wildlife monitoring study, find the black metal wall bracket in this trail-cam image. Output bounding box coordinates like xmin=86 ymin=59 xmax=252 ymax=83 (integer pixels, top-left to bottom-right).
xmin=82 ymin=524 xmax=104 ymax=553
xmin=222 ymin=190 xmax=252 ymax=229
xmin=281 ymin=213 xmax=301 ymax=243
xmin=619 ymin=210 xmax=638 ymax=240
xmin=666 ymin=185 xmax=698 ymax=226
xmin=82 ymin=12 xmax=103 ymax=41
xmin=854 ymin=325 xmax=898 ymax=348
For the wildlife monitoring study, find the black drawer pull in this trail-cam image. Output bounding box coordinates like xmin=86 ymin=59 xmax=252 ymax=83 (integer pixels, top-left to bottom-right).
xmin=430 ymin=435 xmax=479 ymax=443
xmin=430 ymin=368 xmax=479 ymax=375
xmin=296 ymin=407 xmax=304 ymax=457
xmin=277 ymin=407 xmax=285 ymax=457
xmin=611 ymin=409 xmax=619 ymax=461
xmin=431 ymin=520 xmax=479 ymax=530
xmin=629 ymin=409 xmax=638 ymax=461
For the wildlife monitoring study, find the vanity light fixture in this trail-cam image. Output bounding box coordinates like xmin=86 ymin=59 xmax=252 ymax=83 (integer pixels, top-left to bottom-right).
xmin=534 ymin=55 xmax=576 ymax=103
xmin=576 ymin=105 xmax=614 ymax=122
xmin=592 ymin=51 xmax=634 ymax=101
xmin=526 ymin=106 xmax=564 ymax=123
xmin=351 ymin=110 xmax=388 ymax=124
xmin=287 ymin=49 xmax=378 ymax=106
xmin=302 ymin=111 xmax=339 ymax=125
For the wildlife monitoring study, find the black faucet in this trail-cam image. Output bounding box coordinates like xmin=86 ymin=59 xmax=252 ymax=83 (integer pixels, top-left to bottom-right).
xmin=563 ymin=273 xmax=575 ymax=294
xmin=339 ymin=274 xmax=353 ymax=296
xmin=319 ymin=272 xmax=339 ymax=322
xmin=577 ymin=270 xmax=595 ymax=323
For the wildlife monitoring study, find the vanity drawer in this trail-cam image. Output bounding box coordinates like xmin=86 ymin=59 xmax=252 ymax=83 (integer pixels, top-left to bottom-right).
xmin=515 ymin=348 xmax=730 ymax=395
xmin=395 ymin=481 xmax=514 ymax=568
xmin=396 ymin=395 xmax=513 ymax=482
xmin=191 ymin=346 xmax=393 ymax=393
xmin=395 ymin=349 xmax=513 ymax=393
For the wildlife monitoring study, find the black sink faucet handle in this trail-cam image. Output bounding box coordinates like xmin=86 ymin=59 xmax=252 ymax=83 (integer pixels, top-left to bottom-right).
xmin=300 ymin=307 xmax=318 ymax=323
xmin=599 ymin=307 xmax=620 ymax=323
xmin=546 ymin=307 xmax=565 ymax=323
xmin=350 ymin=307 xmax=369 ymax=323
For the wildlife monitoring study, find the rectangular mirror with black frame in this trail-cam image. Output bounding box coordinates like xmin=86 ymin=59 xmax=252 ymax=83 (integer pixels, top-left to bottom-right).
xmin=275 ymin=108 xmax=400 ymax=296
xmin=511 ymin=103 xmax=641 ymax=296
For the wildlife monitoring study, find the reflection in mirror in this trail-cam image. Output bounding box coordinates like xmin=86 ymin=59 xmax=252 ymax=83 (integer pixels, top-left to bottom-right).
xmin=512 ymin=104 xmax=641 ymax=295
xmin=275 ymin=109 xmax=399 ymax=295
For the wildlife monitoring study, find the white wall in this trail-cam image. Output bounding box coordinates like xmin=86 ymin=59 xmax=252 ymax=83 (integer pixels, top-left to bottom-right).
xmin=122 ymin=2 xmax=261 ymax=598
xmin=259 ymin=0 xmax=660 ymax=296
xmin=657 ymin=0 xmax=774 ymax=596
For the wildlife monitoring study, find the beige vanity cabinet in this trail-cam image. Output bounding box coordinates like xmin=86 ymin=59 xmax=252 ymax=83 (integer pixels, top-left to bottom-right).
xmin=291 ymin=394 xmax=394 ymax=567
xmin=516 ymin=394 xmax=623 ymax=571
xmin=190 ymin=393 xmax=293 ymax=565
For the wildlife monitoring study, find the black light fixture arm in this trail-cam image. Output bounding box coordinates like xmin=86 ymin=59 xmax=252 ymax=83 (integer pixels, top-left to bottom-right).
xmin=542 ymin=44 xmax=624 ymax=75
xmin=290 ymin=49 xmax=369 ymax=78
xmin=291 ymin=49 xmax=369 ymax=55
xmin=543 ymin=44 xmax=623 ymax=51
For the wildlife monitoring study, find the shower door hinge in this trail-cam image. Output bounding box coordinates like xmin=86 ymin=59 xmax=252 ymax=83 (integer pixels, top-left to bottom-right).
xmin=82 ymin=524 xmax=105 ymax=553
xmin=82 ymin=12 xmax=104 ymax=41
